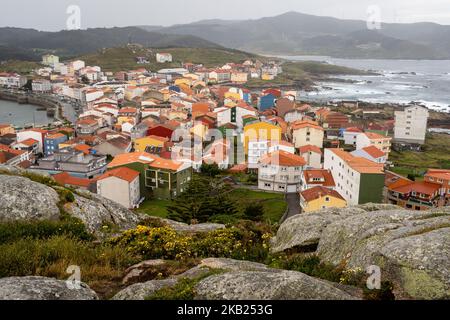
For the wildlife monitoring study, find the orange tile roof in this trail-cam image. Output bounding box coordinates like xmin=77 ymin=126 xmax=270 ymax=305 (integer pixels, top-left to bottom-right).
xmin=46 ymin=133 xmax=66 ymax=140
xmin=108 ymin=152 xmax=157 ymax=168
xmin=303 ymin=169 xmax=335 ymax=187
xmin=98 ymin=167 xmax=140 ymax=183
xmin=19 ymin=138 xmax=39 ymax=147
xmin=291 ymin=120 xmax=324 ymax=131
xmin=391 ymin=181 xmax=441 ymax=195
xmin=53 ymin=172 xmax=93 ymax=188
xmin=301 ymin=186 xmax=345 ymax=202
xmin=73 ymin=144 xmax=91 ymax=155
xmin=260 ymin=150 xmax=306 ymax=167
xmin=362 ymin=145 xmax=385 ymax=158
xmin=298 ymin=144 xmax=322 ymax=155
xmin=149 ymin=157 xmax=184 ymax=171
xmin=425 ymin=169 xmax=450 ymax=181
xmin=328 ymin=148 xmax=384 ymax=174
xmin=364 ymin=132 xmax=391 ymax=140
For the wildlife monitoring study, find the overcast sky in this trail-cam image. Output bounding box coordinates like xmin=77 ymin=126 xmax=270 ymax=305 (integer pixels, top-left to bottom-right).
xmin=2 ymin=0 xmax=450 ymax=31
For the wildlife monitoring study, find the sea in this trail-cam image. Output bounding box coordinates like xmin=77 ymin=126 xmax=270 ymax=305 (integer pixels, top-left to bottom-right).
xmin=281 ymin=56 xmax=450 ymax=113
xmin=0 ymin=100 xmax=55 ymax=127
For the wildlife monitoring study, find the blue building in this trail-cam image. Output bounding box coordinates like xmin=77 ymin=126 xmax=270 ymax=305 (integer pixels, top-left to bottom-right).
xmin=44 ymin=133 xmax=68 ymax=157
xmin=257 ymin=94 xmax=276 ymax=111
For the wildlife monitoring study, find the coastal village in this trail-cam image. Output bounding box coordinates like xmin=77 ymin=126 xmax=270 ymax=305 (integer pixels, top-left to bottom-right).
xmin=0 ymin=50 xmax=449 ymax=219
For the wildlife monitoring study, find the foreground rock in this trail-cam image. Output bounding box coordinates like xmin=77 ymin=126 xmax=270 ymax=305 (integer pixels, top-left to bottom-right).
xmin=195 ymin=270 xmax=357 ymax=300
xmin=112 ymin=279 xmax=177 ymax=300
xmin=0 ymin=276 xmax=98 ymax=300
xmin=65 ymin=191 xmax=141 ymax=233
xmin=113 ymin=258 xmax=357 ymax=300
xmin=0 ymin=174 xmax=60 ymax=222
xmin=0 ymin=173 xmax=142 ymax=234
xmin=317 ymin=207 xmax=450 ymax=299
xmin=272 ymin=204 xmax=450 ymax=299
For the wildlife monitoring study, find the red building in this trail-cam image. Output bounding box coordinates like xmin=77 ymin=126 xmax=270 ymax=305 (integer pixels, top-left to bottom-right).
xmin=147 ymin=124 xmax=174 ymax=140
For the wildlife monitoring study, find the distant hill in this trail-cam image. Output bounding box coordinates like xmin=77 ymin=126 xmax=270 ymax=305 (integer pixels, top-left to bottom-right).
xmin=78 ymin=46 xmax=261 ymax=72
xmin=146 ymin=11 xmax=450 ymax=59
xmin=0 ymin=27 xmax=222 ymax=61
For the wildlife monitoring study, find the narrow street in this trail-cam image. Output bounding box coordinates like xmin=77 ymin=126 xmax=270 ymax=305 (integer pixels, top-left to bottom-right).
xmin=280 ymin=192 xmax=301 ymax=223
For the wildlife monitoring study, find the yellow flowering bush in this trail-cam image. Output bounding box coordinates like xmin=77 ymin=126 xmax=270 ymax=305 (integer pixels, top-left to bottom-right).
xmin=109 ymin=224 xmax=273 ymax=261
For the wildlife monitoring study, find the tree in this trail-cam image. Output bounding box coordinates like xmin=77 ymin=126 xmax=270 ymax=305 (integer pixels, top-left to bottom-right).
xmin=167 ymin=177 xmax=238 ymax=224
xmin=200 ymin=163 xmax=221 ymax=178
xmin=243 ymin=202 xmax=265 ymax=222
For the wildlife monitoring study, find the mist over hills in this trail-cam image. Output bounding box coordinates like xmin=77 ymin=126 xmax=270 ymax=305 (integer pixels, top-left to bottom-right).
xmin=147 ymin=11 xmax=450 ymax=59
xmin=1 ymin=11 xmax=450 ymax=61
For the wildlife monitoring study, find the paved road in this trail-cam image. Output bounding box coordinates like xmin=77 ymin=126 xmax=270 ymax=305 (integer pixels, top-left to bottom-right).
xmin=280 ymin=193 xmax=301 ymax=223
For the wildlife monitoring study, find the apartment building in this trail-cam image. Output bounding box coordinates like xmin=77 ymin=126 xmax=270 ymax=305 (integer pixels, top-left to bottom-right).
xmin=324 ymin=148 xmax=385 ymax=205
xmin=394 ymin=105 xmax=429 ymax=145
xmin=258 ymin=150 xmax=306 ymax=193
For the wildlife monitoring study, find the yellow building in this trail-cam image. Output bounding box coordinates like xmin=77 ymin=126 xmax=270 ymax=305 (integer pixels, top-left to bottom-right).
xmin=300 ymin=186 xmax=347 ymax=213
xmin=243 ymin=121 xmax=281 ymax=153
xmin=224 ymin=91 xmax=241 ymax=101
xmin=134 ymin=135 xmax=169 ymax=152
xmin=175 ymin=78 xmax=192 ymax=87
xmin=262 ymin=73 xmax=275 ymax=80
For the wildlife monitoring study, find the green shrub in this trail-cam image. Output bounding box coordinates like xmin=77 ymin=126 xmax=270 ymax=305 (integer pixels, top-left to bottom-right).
xmin=0 ymin=236 xmax=138 ymax=281
xmin=147 ymin=269 xmax=224 ymax=300
xmin=269 ymin=254 xmax=344 ymax=283
xmin=0 ymin=220 xmax=92 ymax=244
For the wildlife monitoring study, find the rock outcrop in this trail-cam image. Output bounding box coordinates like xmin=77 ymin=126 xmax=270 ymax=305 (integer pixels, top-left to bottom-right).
xmin=113 ymin=258 xmax=357 ymax=300
xmin=272 ymin=205 xmax=450 ymax=299
xmin=0 ymin=276 xmax=98 ymax=300
xmin=0 ymin=172 xmax=142 ymax=234
xmin=195 ymin=270 xmax=357 ymax=300
xmin=0 ymin=174 xmax=60 ymax=222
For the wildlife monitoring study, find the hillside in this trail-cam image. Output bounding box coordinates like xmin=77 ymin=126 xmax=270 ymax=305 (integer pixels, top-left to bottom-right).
xmin=147 ymin=11 xmax=450 ymax=59
xmin=0 ymin=27 xmax=221 ymax=61
xmin=78 ymin=46 xmax=262 ymax=72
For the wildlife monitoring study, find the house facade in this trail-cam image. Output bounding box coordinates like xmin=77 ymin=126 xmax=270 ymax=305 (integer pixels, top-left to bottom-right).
xmin=97 ymin=167 xmax=141 ymax=209
xmin=394 ymin=105 xmax=429 ymax=145
xmin=300 ymin=186 xmax=347 ymax=213
xmin=291 ymin=120 xmax=324 ymax=149
xmin=324 ymin=148 xmax=385 ymax=205
xmin=258 ymin=150 xmax=306 ymax=193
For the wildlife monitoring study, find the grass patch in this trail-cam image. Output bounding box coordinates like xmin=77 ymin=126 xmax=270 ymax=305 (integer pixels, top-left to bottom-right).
xmin=228 ymin=189 xmax=287 ymax=224
xmin=137 ymin=199 xmax=170 ymax=218
xmin=0 ymin=220 xmax=92 ymax=244
xmin=147 ymin=269 xmax=224 ymax=300
xmin=390 ymin=133 xmax=450 ymax=173
xmin=0 ymin=60 xmax=41 ymax=74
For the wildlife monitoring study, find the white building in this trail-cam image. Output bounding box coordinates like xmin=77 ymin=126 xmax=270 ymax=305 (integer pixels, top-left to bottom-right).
xmin=323 ymin=148 xmax=385 ymax=205
xmin=351 ymin=146 xmax=387 ymax=164
xmin=32 ymin=79 xmax=52 ymax=93
xmin=156 ymin=53 xmax=173 ymax=63
xmin=298 ymin=145 xmax=322 ymax=169
xmin=97 ymin=167 xmax=141 ymax=209
xmin=16 ymin=128 xmax=48 ymax=153
xmin=356 ymin=132 xmax=392 ymax=156
xmin=394 ymin=105 xmax=429 ymax=145
xmin=248 ymin=140 xmax=269 ymax=169
xmin=258 ymin=150 xmax=306 ymax=193
xmin=0 ymin=73 xmax=27 ymax=88
xmin=343 ymin=127 xmax=364 ymax=146
xmin=42 ymin=54 xmax=60 ymax=67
